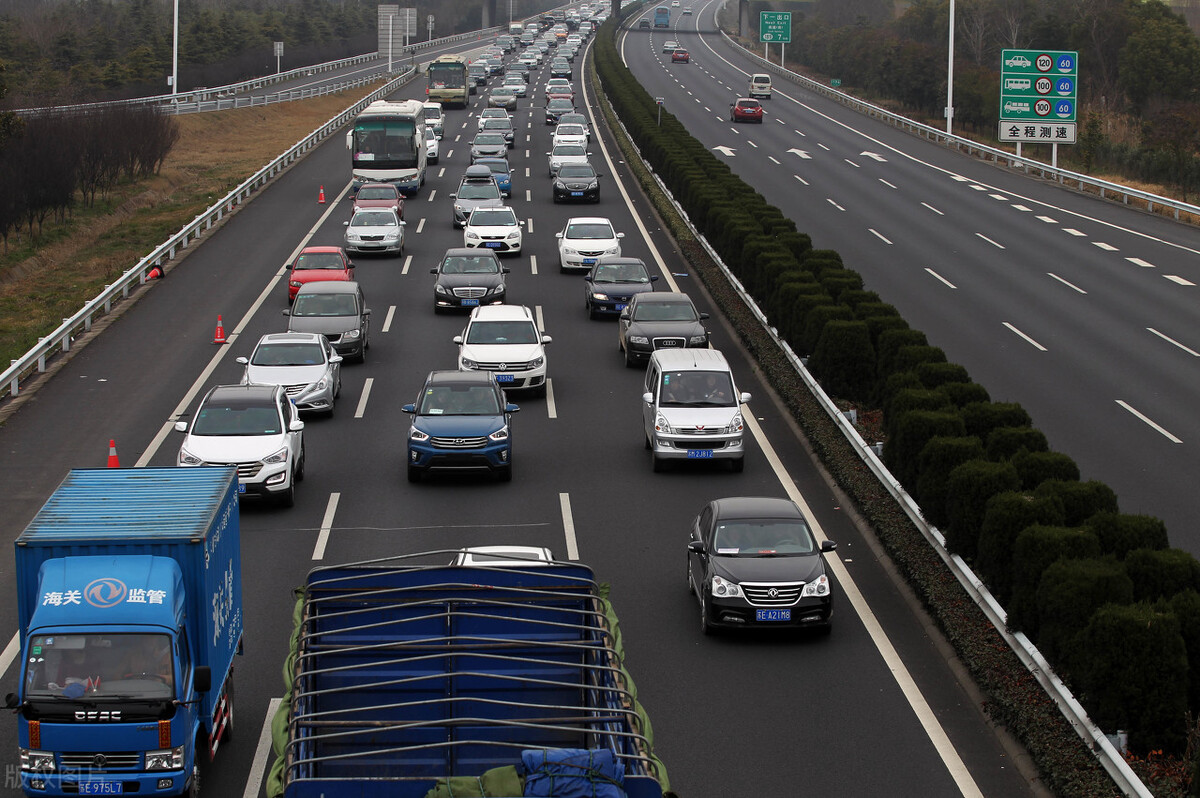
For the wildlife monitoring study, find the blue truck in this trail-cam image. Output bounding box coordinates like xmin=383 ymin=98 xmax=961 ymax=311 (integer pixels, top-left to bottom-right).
xmin=7 ymin=467 xmax=243 ymax=798
xmin=267 ymin=552 xmax=670 ymax=798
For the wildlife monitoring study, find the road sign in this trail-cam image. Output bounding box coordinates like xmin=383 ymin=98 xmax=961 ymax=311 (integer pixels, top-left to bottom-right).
xmin=759 ymin=11 xmax=791 ymax=43
xmin=998 ymin=121 xmax=1077 ymax=144
xmin=1000 ymin=49 xmax=1077 ymax=125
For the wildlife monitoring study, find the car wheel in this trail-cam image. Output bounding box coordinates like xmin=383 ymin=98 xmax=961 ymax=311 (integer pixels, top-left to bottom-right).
xmin=277 ymin=481 xmax=295 ymax=508
xmin=730 ymin=457 xmax=744 ymax=473
xmin=497 ymin=462 xmax=513 ymax=482
xmin=624 ymin=346 xmax=637 ymax=369
xmin=407 ymin=463 xmax=421 ymax=483
xmin=700 ymin=595 xmax=713 ymax=635
xmin=294 ymin=445 xmax=305 ymax=482
xmin=652 ymin=452 xmax=667 ymax=473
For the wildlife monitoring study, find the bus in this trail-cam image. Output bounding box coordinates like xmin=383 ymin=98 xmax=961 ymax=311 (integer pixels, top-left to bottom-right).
xmin=346 ymin=100 xmax=428 ymax=196
xmin=427 ymin=54 xmax=470 ymax=109
xmin=654 ymin=6 xmax=670 ymax=27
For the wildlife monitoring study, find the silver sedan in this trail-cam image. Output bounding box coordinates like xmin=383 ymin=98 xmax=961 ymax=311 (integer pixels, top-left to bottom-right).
xmin=237 ymin=332 xmax=342 ymax=414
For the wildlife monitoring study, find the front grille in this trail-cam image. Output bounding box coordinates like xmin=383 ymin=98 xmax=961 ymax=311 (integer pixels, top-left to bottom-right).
xmin=454 ymin=287 xmax=487 ymax=299
xmin=431 ymin=436 xmax=488 ymax=448
xmin=60 ymin=751 xmax=140 ymax=770
xmin=577 ymin=249 xmax=606 ymax=257
xmin=359 ymin=235 xmax=384 ymax=241
xmin=741 ymin=583 xmax=803 ymax=606
xmin=652 ymin=337 xmax=685 ymax=349
xmin=475 ymin=359 xmax=535 ymax=370
xmin=283 ymin=384 xmax=307 ymax=397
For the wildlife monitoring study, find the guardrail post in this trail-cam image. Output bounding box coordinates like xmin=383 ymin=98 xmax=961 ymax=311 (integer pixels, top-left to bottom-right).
xmin=37 ymin=344 xmax=46 ymax=372
xmin=8 ymin=367 xmax=18 ymax=397
xmin=61 ymin=324 xmax=71 ymax=351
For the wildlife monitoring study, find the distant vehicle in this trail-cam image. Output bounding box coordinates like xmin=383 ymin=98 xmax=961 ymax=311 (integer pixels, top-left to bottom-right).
xmin=748 ymin=73 xmax=773 ymax=99
xmin=285 ymin=246 xmax=354 ymax=303
xmin=347 ymin=99 xmax=427 ymax=196
xmin=237 ymin=332 xmax=341 ymax=415
xmin=662 ymin=40 xmax=678 ymax=53
xmin=427 ymin=54 xmax=469 ymax=108
xmin=450 ymin=164 xmax=505 ymax=227
xmin=421 ymin=102 xmax=445 ymax=138
xmin=654 ymin=6 xmax=670 ymax=27
xmin=672 ymin=49 xmax=690 ymax=63
xmin=730 ymin=97 xmax=763 ymax=123
xmin=284 ymin=281 xmax=371 ymax=362
xmin=639 ymin=18 xmax=651 ymax=28
xmin=353 ymin=182 xmax=404 ymax=218
xmin=683 ymin=6 xmax=693 ymax=14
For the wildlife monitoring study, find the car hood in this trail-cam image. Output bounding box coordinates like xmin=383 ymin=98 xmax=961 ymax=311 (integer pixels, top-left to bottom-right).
xmin=354 ymin=199 xmax=401 ymax=211
xmin=292 ymin=271 xmax=350 ymax=286
xmin=657 ymin=405 xmax=740 ymax=426
xmin=460 ymin=343 xmax=543 ymax=363
xmin=347 ymin=224 xmax=401 ymax=237
xmin=590 ymin=280 xmax=652 ymax=296
xmin=414 ymin=414 xmax=505 ymax=437
xmin=437 ymin=273 xmax=505 ymax=290
xmin=245 ymin=364 xmax=329 ymax=386
xmin=468 ymin=224 xmax=520 ymax=238
xmin=627 ymin=319 xmax=705 ymax=338
xmin=712 ymin=553 xmax=825 ymax=584
xmin=181 ymin=432 xmax=288 ymax=463
xmin=288 ymin=315 xmax=361 ymax=335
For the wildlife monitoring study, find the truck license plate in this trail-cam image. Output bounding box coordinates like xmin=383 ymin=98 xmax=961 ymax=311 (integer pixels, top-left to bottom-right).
xmin=78 ymin=784 xmax=123 ymax=795
xmin=686 ymin=449 xmax=714 ymax=459
xmin=756 ymin=609 xmax=791 ymax=622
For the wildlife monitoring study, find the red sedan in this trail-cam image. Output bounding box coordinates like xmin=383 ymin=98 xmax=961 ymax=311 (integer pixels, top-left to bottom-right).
xmin=671 ymin=49 xmax=689 ymax=63
xmin=285 ymin=246 xmax=354 ymax=302
xmin=353 ymin=182 xmax=405 ymax=219
xmin=730 ymin=97 xmax=763 ymax=123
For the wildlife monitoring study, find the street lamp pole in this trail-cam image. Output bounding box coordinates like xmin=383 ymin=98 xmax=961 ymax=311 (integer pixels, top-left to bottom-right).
xmin=945 ymin=0 xmax=955 ymax=134
xmin=387 ymin=13 xmax=394 ymax=73
xmin=171 ymin=0 xmax=179 ymax=98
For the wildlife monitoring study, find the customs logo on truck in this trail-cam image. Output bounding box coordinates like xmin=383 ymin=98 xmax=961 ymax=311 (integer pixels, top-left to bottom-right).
xmin=41 ymin=579 xmax=167 ymax=609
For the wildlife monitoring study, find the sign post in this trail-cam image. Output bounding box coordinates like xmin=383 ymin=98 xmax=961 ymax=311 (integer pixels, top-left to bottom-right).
xmin=999 ymin=49 xmax=1078 ymax=165
xmin=274 ymin=41 xmax=283 ymax=74
xmin=759 ymin=11 xmax=790 ymax=65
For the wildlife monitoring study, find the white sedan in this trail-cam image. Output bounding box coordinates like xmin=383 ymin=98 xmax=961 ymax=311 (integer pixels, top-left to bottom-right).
xmin=547 ymin=143 xmax=590 ymax=177
xmin=556 ymin=216 xmax=624 ymax=272
xmin=464 ymin=206 xmax=523 ymax=255
xmin=552 ymin=123 xmax=589 ymax=149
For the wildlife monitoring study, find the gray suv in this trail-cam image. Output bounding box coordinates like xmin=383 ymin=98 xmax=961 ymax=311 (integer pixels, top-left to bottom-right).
xmin=284 ymin=281 xmax=371 ymax=363
xmin=450 ymin=164 xmax=505 ymax=228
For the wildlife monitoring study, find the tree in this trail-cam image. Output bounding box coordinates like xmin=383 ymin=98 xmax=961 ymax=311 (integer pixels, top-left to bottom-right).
xmin=1119 ymin=1 xmax=1200 ymax=113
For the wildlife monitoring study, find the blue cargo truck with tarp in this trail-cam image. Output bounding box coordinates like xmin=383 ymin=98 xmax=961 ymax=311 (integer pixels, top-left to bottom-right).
xmin=7 ymin=467 xmax=243 ymax=798
xmin=267 ymin=552 xmax=672 ymax=798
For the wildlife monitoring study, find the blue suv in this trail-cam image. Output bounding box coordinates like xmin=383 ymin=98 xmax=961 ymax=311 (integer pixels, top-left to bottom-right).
xmin=403 ymin=370 xmax=519 ymax=482
xmin=474 ymin=157 xmax=513 ymax=198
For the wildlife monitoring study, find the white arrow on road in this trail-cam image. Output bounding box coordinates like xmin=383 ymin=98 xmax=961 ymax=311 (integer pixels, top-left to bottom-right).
xmin=787 ymin=148 xmax=811 ymax=159
xmin=861 ymin=151 xmax=888 ymax=162
xmin=713 ymin=145 xmax=736 ymax=157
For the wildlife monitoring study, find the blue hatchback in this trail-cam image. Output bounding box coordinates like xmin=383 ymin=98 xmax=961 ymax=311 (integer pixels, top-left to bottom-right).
xmin=403 ymin=370 xmax=519 ymax=482
xmin=474 ymin=157 xmax=513 ymax=198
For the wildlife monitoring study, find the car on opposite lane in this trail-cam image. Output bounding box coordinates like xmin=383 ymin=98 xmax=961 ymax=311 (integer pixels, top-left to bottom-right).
xmin=583 ymin=256 xmax=658 ymax=317
xmin=237 ymin=332 xmax=342 ymax=415
xmin=556 ymin=216 xmax=623 ymax=272
xmin=618 ymin=291 xmax=709 ymax=367
xmin=284 ymin=246 xmax=354 ymax=303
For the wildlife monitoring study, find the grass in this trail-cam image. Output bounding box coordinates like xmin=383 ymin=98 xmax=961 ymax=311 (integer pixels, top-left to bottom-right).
xmin=0 ymin=82 xmax=386 ymax=366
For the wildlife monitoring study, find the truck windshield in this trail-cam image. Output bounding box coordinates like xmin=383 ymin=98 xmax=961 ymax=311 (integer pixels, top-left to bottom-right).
xmin=25 ymin=633 xmax=174 ymax=699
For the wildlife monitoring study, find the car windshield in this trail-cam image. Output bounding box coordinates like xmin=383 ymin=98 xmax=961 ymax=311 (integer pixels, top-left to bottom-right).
xmin=418 ymin=385 xmax=502 ymax=415
xmin=713 ymin=520 xmax=815 ymax=556
xmin=565 ymin=222 xmax=614 ymax=239
xmin=292 ymin=293 xmax=359 ymax=317
xmin=493 ymin=89 xmax=515 ymax=97
xmin=294 ymin=252 xmax=345 ymax=271
xmin=24 ymin=633 xmax=175 ymax=699
xmin=469 ymin=209 xmax=517 ymax=226
xmin=594 ymin=262 xmax=648 ymax=283
xmin=466 ymin=320 xmax=540 ymax=345
xmin=559 ymin=114 xmax=587 ymax=127
xmin=474 ymin=134 xmax=506 ymax=146
xmin=483 ymin=119 xmax=512 ymax=130
xmin=441 ymin=255 xmax=500 ymax=274
xmin=658 ymin=370 xmax=735 ymax=407
xmin=356 ymin=186 xmax=397 ymax=200
xmin=556 ymin=124 xmax=585 ymax=136
xmin=632 ymin=299 xmax=697 ymax=322
xmin=350 ymin=211 xmax=397 ymax=227
xmin=482 ymin=110 xmax=507 ymax=119
xmin=548 ymin=100 xmax=573 ymax=110
xmin=457 ymin=181 xmax=501 ymax=200
xmin=251 ymin=342 xmax=325 ymax=366
xmin=553 ymin=145 xmax=587 ymax=156
xmin=191 ymin=402 xmax=281 ymax=435
xmin=557 ymin=165 xmax=595 ymax=179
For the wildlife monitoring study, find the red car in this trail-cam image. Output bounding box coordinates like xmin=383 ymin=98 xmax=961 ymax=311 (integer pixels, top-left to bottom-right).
xmin=285 ymin=246 xmax=355 ymax=302
xmin=353 ymin=182 xmax=405 ymax=219
xmin=544 ymin=79 xmax=575 ymax=102
xmin=671 ymin=49 xmax=689 ymax=63
xmin=730 ymin=97 xmax=763 ymax=123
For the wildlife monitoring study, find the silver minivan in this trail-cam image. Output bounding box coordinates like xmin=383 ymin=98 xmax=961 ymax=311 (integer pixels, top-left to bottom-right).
xmin=748 ymin=73 xmax=772 ymax=99
xmin=641 ymin=348 xmax=751 ymax=472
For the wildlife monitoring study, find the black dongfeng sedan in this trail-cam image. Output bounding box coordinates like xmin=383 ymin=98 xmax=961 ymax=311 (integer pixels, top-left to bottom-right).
xmin=552 ymin=163 xmax=602 ymax=203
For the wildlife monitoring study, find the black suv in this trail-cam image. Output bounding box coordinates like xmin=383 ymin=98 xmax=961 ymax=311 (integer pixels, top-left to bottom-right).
xmin=618 ymin=291 xmax=709 ymax=368
xmin=432 ymin=248 xmax=509 ymax=312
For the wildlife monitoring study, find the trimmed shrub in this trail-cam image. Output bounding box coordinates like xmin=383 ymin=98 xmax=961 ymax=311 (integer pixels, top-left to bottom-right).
xmin=770 ymin=281 xmax=827 ymax=334
xmin=885 ymin=389 xmax=953 ymax=437
xmin=1084 ymin=511 xmax=1169 ymax=557
xmin=986 ymin=426 xmax=1049 ymax=461
xmin=780 ymin=292 xmax=836 ymax=347
xmin=879 ymin=371 xmax=923 ymax=418
xmin=883 ymin=410 xmax=967 ymax=488
xmin=916 ymin=361 xmax=970 ymax=390
xmin=891 ymin=344 xmax=947 ymax=375
xmin=936 ymin=380 xmax=990 ymax=409
xmin=820 ymin=271 xmax=865 ymax=302
xmin=877 ymin=328 xmax=928 ymax=379
xmin=839 ymin=289 xmax=882 ymax=310
xmin=915 ymin=436 xmax=986 ymax=527
xmin=800 ymin=303 xmax=854 ymax=355
xmin=1011 ymin=450 xmax=1081 ymax=490
xmin=1125 ymin=548 xmax=1200 ymax=601
xmin=961 ymin=401 xmax=1032 ymax=441
xmin=1035 ymin=556 xmax=1133 ymax=664
xmin=976 ymin=492 xmax=1066 ymax=605
xmin=944 ymin=459 xmax=1022 ymax=561
xmin=809 ymin=320 xmax=875 ymax=401
xmin=1009 ymin=525 xmax=1102 ymax=635
xmin=1073 ymin=602 xmax=1187 ymax=754
xmin=1166 ymin=590 xmax=1200 ymax=714
xmin=777 ymin=230 xmax=813 ymax=261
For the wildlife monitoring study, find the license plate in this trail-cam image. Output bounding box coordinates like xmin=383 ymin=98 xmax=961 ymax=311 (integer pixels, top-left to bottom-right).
xmin=461 ymin=299 xmax=480 ymax=306
xmin=237 ymin=483 xmax=247 ymax=494
xmin=756 ymin=609 xmax=791 ymax=622
xmin=686 ymin=449 xmax=714 ymax=459
xmin=582 ymin=258 xmax=596 ymax=265
xmin=570 ymin=191 xmax=584 ymax=197
xmin=495 ymin=374 xmax=515 ymax=383
xmin=614 ymin=303 xmax=627 ymax=311
xmin=79 ymin=784 xmax=123 ymax=795
xmin=484 ymin=242 xmax=502 ymax=248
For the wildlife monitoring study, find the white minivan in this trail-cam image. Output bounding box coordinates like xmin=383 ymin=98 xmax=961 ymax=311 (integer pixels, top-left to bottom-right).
xmin=748 ymin=73 xmax=772 ymax=99
xmin=641 ymin=348 xmax=751 ymax=472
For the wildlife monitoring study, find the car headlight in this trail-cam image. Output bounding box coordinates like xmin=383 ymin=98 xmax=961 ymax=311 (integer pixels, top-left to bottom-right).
xmin=591 ymin=292 xmax=609 ymax=301
xmin=603 ymin=245 xmax=619 ymax=255
xmin=20 ymin=749 xmax=56 ymax=773
xmin=145 ymin=746 xmax=184 ymax=771
xmin=409 ymin=426 xmax=429 ymax=442
xmin=628 ymin=335 xmax=649 ymax=345
xmin=289 ymin=280 xmax=302 ymax=288
xmin=461 ymin=357 xmax=479 ymax=369
xmin=562 ymin=246 xmax=578 ymax=256
xmin=262 ymin=447 xmax=289 ymax=465
xmin=313 ymin=379 xmax=328 ymax=391
xmin=711 ymin=574 xmax=742 ymax=598
xmin=435 ymin=283 xmax=451 ymax=295
xmin=801 ymin=574 xmax=831 ymax=597
xmin=653 ymin=414 xmax=673 ymax=434
xmin=722 ymin=413 xmax=744 ymax=434
xmin=343 ymin=329 xmax=361 ymax=341
xmin=178 ymin=447 xmax=202 ymax=466
xmin=529 ymin=355 xmax=544 ymax=368
xmin=689 ymin=333 xmax=708 ymax=345
xmin=506 ymin=231 xmax=521 ymax=240
xmin=384 ymin=232 xmax=400 ymax=242
xmin=488 ymin=425 xmax=510 ymax=442
xmin=466 ymin=231 xmax=481 ymax=240
xmin=586 ymin=181 xmax=598 ymax=189
xmin=486 ymin=284 xmax=505 ymax=295
xmin=454 ymin=203 xmax=466 ymax=214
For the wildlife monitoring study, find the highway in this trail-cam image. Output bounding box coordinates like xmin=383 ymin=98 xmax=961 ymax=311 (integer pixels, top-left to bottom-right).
xmin=0 ymin=22 xmax=1044 ymax=798
xmin=621 ymin=2 xmax=1200 ymax=560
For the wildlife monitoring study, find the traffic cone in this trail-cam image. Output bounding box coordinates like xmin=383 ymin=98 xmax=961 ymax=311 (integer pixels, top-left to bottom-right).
xmin=107 ymin=440 xmax=120 ymax=468
xmin=318 ymin=185 xmax=326 ymax=204
xmin=213 ymin=315 xmax=227 ymax=344
xmin=146 ymin=265 xmax=163 ymax=280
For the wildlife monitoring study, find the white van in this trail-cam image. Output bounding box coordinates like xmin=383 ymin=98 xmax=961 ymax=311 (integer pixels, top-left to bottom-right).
xmin=748 ymin=73 xmax=772 ymax=99
xmin=641 ymin=348 xmax=751 ymax=472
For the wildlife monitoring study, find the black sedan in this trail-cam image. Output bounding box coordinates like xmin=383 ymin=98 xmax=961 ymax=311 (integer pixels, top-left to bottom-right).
xmin=552 ymin=163 xmax=602 ymax=203
xmin=583 ymin=257 xmax=658 ymax=318
xmin=431 ymin=248 xmax=509 ymax=312
xmin=687 ymin=497 xmax=837 ymax=635
xmin=618 ymin=291 xmax=709 ymax=368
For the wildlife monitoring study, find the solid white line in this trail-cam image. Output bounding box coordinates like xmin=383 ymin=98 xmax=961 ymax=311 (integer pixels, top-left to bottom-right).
xmin=242 ymin=697 xmax=283 ymax=798
xmin=975 ymin=233 xmax=1004 ymax=249
xmin=1117 ymin=400 xmax=1182 ymax=443
xmin=1047 ymin=273 xmax=1086 ymax=294
xmin=926 ymin=268 xmax=956 ymax=288
xmin=545 ymin=378 xmax=557 ymax=419
xmin=1127 ymin=257 xmax=1156 ymax=268
xmin=354 ymin=377 xmax=373 ymax=419
xmin=559 ymin=493 xmax=579 ymax=560
xmin=311 ymin=492 xmax=340 ymax=561
xmin=401 ymin=255 xmax=411 ymax=275
xmin=530 ymin=254 xmax=538 ymax=275
xmin=869 ymin=229 xmax=892 ymax=245
xmin=743 ymin=413 xmax=984 ymax=798
xmin=382 ymin=306 xmax=397 ymax=332
xmin=1003 ymin=322 xmax=1047 ymax=351
xmin=1165 ymin=274 xmax=1195 ymax=286
xmin=0 ymin=632 xmax=18 ymax=679
xmin=922 ymin=202 xmax=943 ymax=215
xmin=1148 ymin=327 xmax=1200 ymax=357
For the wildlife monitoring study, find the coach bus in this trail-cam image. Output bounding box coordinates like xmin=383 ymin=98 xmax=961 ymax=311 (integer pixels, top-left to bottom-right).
xmin=346 ymin=99 xmax=427 ymax=196
xmin=427 ymin=54 xmax=470 ymax=108
xmin=653 ymin=6 xmax=670 ymax=27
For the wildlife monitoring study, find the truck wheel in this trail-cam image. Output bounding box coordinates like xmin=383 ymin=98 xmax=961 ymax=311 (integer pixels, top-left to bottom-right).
xmin=183 ymin=764 xmax=200 ymax=798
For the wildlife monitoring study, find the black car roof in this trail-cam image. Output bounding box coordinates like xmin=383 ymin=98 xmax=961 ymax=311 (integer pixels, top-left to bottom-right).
xmin=713 ymin=497 xmax=804 ymax=521
xmin=205 ymin=383 xmax=280 ymax=406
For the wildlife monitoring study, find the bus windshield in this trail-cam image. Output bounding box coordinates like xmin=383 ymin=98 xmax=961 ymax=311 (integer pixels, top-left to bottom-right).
xmin=351 ymin=118 xmax=418 ymax=169
xmin=429 ymin=64 xmax=466 ymax=89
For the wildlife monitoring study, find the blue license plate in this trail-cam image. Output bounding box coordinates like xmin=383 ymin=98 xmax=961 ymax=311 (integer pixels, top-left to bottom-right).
xmin=237 ymin=483 xmax=247 ymax=494
xmin=461 ymin=299 xmax=480 ymax=306
xmin=582 ymin=258 xmax=596 ymax=265
xmin=79 ymin=784 xmax=123 ymax=795
xmin=485 ymin=242 xmax=502 ymax=248
xmin=614 ymin=303 xmax=627 ymax=311
xmin=495 ymin=374 xmax=515 ymax=383
xmin=756 ymin=609 xmax=791 ymax=622
xmin=686 ymin=449 xmax=714 ymax=459
xmin=570 ymin=191 xmax=584 ymax=197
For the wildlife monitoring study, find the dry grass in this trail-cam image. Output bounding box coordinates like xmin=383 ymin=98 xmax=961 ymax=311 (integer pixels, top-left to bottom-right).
xmin=0 ymin=82 xmax=385 ymax=363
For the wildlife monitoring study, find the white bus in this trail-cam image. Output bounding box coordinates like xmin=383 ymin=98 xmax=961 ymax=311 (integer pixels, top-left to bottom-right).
xmin=346 ymin=100 xmax=428 ymax=196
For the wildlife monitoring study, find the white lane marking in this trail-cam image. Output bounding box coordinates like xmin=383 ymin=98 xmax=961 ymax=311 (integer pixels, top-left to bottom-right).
xmin=879 ymin=179 xmax=897 ymax=189
xmin=527 ymin=217 xmax=534 ymax=234
xmin=926 ymin=268 xmax=956 ymax=288
xmin=968 ymin=184 xmax=987 ymax=191
xmin=437 ymin=167 xmax=445 ymax=178
xmin=1003 ymin=322 xmax=1047 ymax=351
xmin=546 ymin=378 xmax=557 ymax=419
xmin=1117 ymin=400 xmax=1182 ymax=443
xmin=1093 ymin=241 xmax=1118 ymax=251
xmin=988 ymin=194 xmax=1009 ymax=201
xmin=869 ymin=229 xmax=893 ymax=245
xmin=559 ymin=493 xmax=579 ymax=560
xmin=1165 ymin=274 xmax=1195 ymax=286
xmin=844 ymin=159 xmax=860 ymax=168
xmin=135 ymin=182 xmax=353 ymax=467
xmin=794 ymin=175 xmax=809 ymax=186
xmin=526 ymin=189 xmax=532 ymax=202
xmin=1148 ymin=327 xmax=1200 ymax=357
xmin=530 ymin=254 xmax=538 ymax=275
xmin=975 ymin=233 xmax=1004 ymax=249
xmin=382 ymin=306 xmax=397 ymax=332
xmin=354 ymin=377 xmax=373 ymax=419
xmin=428 ymin=189 xmax=437 ymax=202
xmin=1062 ymin=228 xmax=1086 ymax=236
xmin=525 ymin=167 xmax=530 ymax=178
xmin=1011 ymin=205 xmax=1032 ymax=212
xmin=747 ymin=140 xmax=758 ymax=148
xmin=0 ymin=633 xmax=19 ymax=679
xmin=826 ymin=198 xmax=845 ymax=211
xmin=1048 ymin=273 xmax=1086 ymax=294
xmin=817 ymin=143 xmax=830 ymax=151
xmin=794 ymin=129 xmax=805 ymax=136
xmin=922 ymin=202 xmax=944 ymax=215
xmin=535 ymin=305 xmax=545 ymax=332
xmin=743 ymin=412 xmax=984 ymax=798
xmin=311 ymin=492 xmax=340 ymax=561
xmin=416 ymin=218 xmax=426 ymax=234
xmin=1035 ymin=215 xmax=1058 ymax=223
xmin=768 ymin=156 xmax=780 ymax=165
xmin=401 ymin=255 xmax=411 ymax=275
xmin=1127 ymin=257 xmax=1156 ymax=268
xmin=242 ymin=697 xmax=283 ymax=798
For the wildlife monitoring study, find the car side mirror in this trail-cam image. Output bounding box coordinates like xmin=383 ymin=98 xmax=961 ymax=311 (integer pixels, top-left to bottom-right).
xmin=505 ymin=403 xmax=521 ymax=413
xmin=289 ymin=418 xmax=305 ymax=432
xmin=616 ymin=232 xmax=625 ymax=239
xmin=688 ymin=540 xmax=706 ymax=554
xmin=449 ymin=193 xmax=458 ymax=199
xmin=281 ymin=308 xmax=291 ymax=316
xmin=284 ymin=263 xmax=292 ymax=270
xmin=650 ymin=275 xmax=659 ymax=282
xmin=642 ymin=392 xmax=654 ymax=404
xmin=174 ymin=421 xmax=188 ymax=433
xmin=235 ymin=357 xmax=248 ymax=365
xmin=194 ymin=666 xmax=211 ymax=693
xmin=502 ymin=267 xmax=511 ymax=274
xmin=402 ymin=403 xmax=416 ymax=414
xmin=739 ymin=392 xmax=752 ymax=403
xmin=342 ymin=221 xmax=349 ymax=226
xmin=700 ymin=312 xmax=710 ymax=320
xmin=620 ymin=310 xmax=630 ymax=320
xmin=453 ymin=335 xmax=464 ymax=344
xmin=431 ymin=268 xmax=439 ymax=274
xmin=330 ymin=355 xmax=343 ymax=364
xmin=363 ymin=308 xmax=372 ymax=317
xmin=555 ymin=232 xmax=563 ymax=239
xmin=584 ymin=276 xmax=593 ymax=282
xmin=820 ymin=540 xmax=838 ymax=552
xmin=541 ymin=335 xmax=552 ymax=344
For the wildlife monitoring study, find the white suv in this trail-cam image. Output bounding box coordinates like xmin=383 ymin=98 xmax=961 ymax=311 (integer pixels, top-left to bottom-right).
xmin=454 ymin=305 xmax=552 ymax=396
xmin=556 ymin=216 xmax=624 ymax=272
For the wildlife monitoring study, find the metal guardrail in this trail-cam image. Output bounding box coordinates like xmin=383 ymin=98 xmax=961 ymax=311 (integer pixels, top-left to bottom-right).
xmin=720 ymin=30 xmax=1200 ymax=225
xmin=602 ymin=30 xmax=1152 ymax=795
xmin=0 ymin=67 xmax=416 ymax=402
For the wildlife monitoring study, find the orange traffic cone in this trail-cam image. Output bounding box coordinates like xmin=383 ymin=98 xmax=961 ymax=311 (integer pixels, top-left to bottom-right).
xmin=147 ymin=265 xmax=163 ymax=280
xmin=213 ymin=315 xmax=227 ymax=344
xmin=107 ymin=439 xmax=120 ymax=468
xmin=318 ymin=185 xmax=326 ymax=204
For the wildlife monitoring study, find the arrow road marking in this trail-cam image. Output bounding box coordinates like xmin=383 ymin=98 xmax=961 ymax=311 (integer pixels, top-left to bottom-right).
xmin=787 ymin=148 xmax=810 ymax=159
xmin=713 ymin=145 xmax=736 ymax=157
xmin=861 ymin=151 xmax=887 ymax=162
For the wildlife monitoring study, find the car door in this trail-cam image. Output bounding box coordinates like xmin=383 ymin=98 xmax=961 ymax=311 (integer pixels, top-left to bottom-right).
xmin=278 ymin=391 xmax=301 ymax=466
xmin=642 ymin=361 xmax=659 ymax=442
xmin=619 ymin=295 xmax=636 ymax=351
xmin=356 ymin=287 xmax=370 ymax=346
xmin=689 ymin=504 xmax=714 ymax=592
